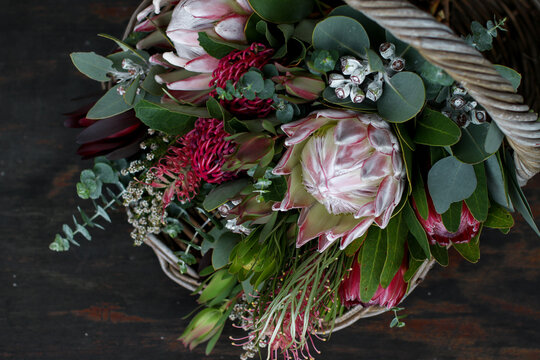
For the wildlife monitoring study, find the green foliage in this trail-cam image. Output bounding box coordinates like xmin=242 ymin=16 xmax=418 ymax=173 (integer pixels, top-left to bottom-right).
xmin=390 ymin=307 xmax=408 ymax=328
xmin=453 ymin=229 xmax=481 ymax=263
xmin=310 ymin=49 xmax=339 ymax=73
xmin=465 ymin=163 xmax=489 ymax=222
xmin=216 ymin=70 xmax=275 ymax=102
xmin=87 ymin=84 xmax=140 ymax=119
xmin=197 ymin=32 xmax=242 ymax=59
xmin=51 ymin=159 xmax=125 ymax=252
xmin=203 ymin=178 xmax=251 ymax=211
xmin=413 ymin=109 xmax=461 ymax=146
xmin=452 ymin=123 xmax=495 ymax=164
xmin=312 ymin=16 xmax=370 ymax=58
xmin=360 ymin=227 xmax=387 ymax=302
xmin=463 ymin=18 xmax=507 ymax=52
xmin=380 ymin=212 xmax=407 ymax=288
xmin=134 ymin=100 xmax=208 ymax=135
xmin=404 ymin=201 xmax=430 ymax=258
xmin=427 ymin=156 xmax=477 ymax=214
xmin=494 ymin=65 xmax=521 ymax=91
xmin=70 ymin=52 xmax=115 ymax=82
xmin=247 ymin=0 xmax=314 ymax=23
xmin=378 ymin=72 xmax=426 ymax=123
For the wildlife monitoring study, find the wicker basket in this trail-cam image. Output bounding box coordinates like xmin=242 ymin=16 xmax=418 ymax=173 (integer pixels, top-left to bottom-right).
xmin=124 ymin=0 xmax=540 ymax=334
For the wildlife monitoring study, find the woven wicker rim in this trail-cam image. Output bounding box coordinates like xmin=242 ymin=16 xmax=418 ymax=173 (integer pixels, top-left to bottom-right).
xmin=124 ymin=0 xmax=540 ymax=333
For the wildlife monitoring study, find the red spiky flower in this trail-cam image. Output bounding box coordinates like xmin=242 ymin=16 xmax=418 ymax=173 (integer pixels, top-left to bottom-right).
xmin=210 ymin=43 xmax=274 ymax=117
xmin=148 ymin=117 xmax=237 ymax=208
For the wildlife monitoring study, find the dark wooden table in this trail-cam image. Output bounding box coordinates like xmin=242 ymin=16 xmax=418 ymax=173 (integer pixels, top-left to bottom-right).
xmin=2 ymin=1 xmax=539 ymax=359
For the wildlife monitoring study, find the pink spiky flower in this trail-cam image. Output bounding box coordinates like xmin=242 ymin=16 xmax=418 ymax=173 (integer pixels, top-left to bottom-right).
xmin=210 ymin=43 xmax=275 ymax=117
xmin=273 ymin=110 xmax=406 ymax=251
xmin=148 ymin=117 xmax=236 ymax=208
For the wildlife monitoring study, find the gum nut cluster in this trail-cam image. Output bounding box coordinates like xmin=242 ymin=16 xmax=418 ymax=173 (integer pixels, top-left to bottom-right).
xmin=272 ymin=110 xmax=406 ymax=251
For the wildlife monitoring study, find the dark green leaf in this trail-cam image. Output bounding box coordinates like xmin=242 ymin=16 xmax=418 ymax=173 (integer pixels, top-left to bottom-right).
xmin=504 ymin=153 xmax=540 ymax=236
xmin=123 ymin=76 xmax=140 ymax=105
xmin=403 ymin=257 xmax=424 ymax=283
xmin=453 ymin=230 xmax=481 ymax=263
xmin=414 ymin=109 xmax=461 ymax=146
xmin=380 ymin=213 xmax=407 ymax=288
xmin=98 ymin=33 xmax=149 ymax=62
xmin=329 ymin=5 xmax=386 ymax=44
xmin=264 ymin=176 xmax=287 ymax=202
xmin=411 ymin=166 xmax=428 ymax=220
xmin=420 ymin=61 xmax=454 ymax=86
xmin=360 ymin=227 xmax=387 ymax=302
xmin=141 ymin=66 xmax=166 ymax=96
xmin=484 ymin=203 xmax=514 ymax=229
xmin=427 ymin=156 xmax=477 ymax=214
xmin=134 ymin=100 xmax=207 ymax=135
xmin=378 ymin=72 xmax=426 ymax=123
xmin=248 ymin=0 xmax=314 ymax=23
xmin=197 ymin=32 xmax=240 ymax=59
xmin=206 ymin=97 xmax=230 ymax=121
xmin=441 ymin=202 xmax=462 ymax=233
xmin=407 ymin=234 xmax=428 ymax=261
xmin=366 ymin=48 xmax=384 ymax=73
xmin=429 ymin=244 xmax=449 ymax=266
xmin=70 ymin=52 xmax=114 ymax=81
xmin=87 ymin=84 xmax=133 ymax=119
xmin=465 ymin=163 xmax=489 ymax=222
xmin=404 ymin=201 xmax=430 ymax=258
xmin=312 ymin=16 xmax=370 ymax=58
xmin=203 ymin=178 xmax=251 ymax=211
xmin=452 ymin=123 xmax=493 ymax=164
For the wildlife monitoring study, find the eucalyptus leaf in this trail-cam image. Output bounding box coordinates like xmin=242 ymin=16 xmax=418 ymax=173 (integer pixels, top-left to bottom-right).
xmin=484 ymin=121 xmax=504 ymax=154
xmin=203 ymin=178 xmax=251 ymax=211
xmin=427 ymin=156 xmax=477 ymax=214
xmin=212 ymin=233 xmax=241 ymax=269
xmin=329 ymin=5 xmax=386 ymax=44
xmin=485 ymin=153 xmax=513 ymax=210
xmin=414 ymin=109 xmax=461 ymax=146
xmin=141 ymin=66 xmax=166 ymax=96
xmin=313 ymin=16 xmax=370 ymax=58
xmin=70 ymin=52 xmax=114 ymax=82
xmin=87 ymin=84 xmax=133 ymax=119
xmin=494 ymin=64 xmax=521 ymax=91
xmin=377 ymin=72 xmax=425 ymax=123
xmin=452 ymin=123 xmax=493 ymax=164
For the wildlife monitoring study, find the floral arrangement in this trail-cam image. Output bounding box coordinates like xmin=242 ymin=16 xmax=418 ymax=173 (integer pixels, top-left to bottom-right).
xmin=53 ymin=1 xmax=539 ymax=359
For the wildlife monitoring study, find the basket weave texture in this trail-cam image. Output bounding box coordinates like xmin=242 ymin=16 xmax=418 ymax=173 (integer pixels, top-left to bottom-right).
xmin=126 ymin=0 xmax=540 ymax=333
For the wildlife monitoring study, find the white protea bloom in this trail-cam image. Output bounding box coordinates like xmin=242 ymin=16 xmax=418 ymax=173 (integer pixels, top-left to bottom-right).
xmin=135 ymin=0 xmax=252 ymax=93
xmin=273 ymin=110 xmax=405 ymax=251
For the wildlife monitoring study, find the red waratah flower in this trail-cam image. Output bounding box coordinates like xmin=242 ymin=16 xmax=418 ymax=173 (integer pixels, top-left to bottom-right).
xmin=210 ymin=43 xmax=274 ymax=117
xmin=64 ymin=104 xmax=146 ymax=159
xmin=412 ymin=193 xmax=481 ymax=246
xmin=339 ymin=252 xmax=408 ymax=309
xmin=148 ymin=117 xmax=236 ymax=208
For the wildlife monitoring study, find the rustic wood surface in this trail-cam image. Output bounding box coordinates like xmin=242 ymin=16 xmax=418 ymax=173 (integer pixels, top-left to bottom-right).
xmin=1 ymin=1 xmax=539 ymax=359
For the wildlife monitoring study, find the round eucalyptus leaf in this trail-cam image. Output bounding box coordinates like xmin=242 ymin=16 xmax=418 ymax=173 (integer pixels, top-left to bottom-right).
xmin=312 ymin=16 xmax=370 ymax=58
xmin=377 ymin=72 xmax=426 ymax=123
xmin=452 ymin=123 xmax=493 ymax=164
xmin=427 ymin=156 xmax=477 ymax=214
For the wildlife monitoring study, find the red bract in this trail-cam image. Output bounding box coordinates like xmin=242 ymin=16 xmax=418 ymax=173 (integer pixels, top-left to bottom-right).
xmin=210 ymin=43 xmax=274 ymax=117
xmin=64 ymin=105 xmax=146 ymax=160
xmin=339 ymin=253 xmax=408 ymax=309
xmin=148 ymin=117 xmax=236 ymax=209
xmin=413 ymin=194 xmax=481 ymax=246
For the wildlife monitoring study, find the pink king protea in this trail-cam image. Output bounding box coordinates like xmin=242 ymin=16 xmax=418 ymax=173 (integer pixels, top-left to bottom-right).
xmin=413 ymin=194 xmax=481 ymax=246
xmin=273 ymin=110 xmax=406 ymax=251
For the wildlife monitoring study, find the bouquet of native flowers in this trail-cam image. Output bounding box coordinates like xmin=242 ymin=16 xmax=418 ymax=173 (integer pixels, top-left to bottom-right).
xmin=53 ymin=0 xmax=539 ymax=359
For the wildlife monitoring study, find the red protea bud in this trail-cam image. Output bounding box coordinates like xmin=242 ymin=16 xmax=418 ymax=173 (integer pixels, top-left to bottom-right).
xmin=339 ymin=252 xmax=408 ymax=309
xmin=412 ymin=192 xmax=481 ymax=246
xmin=209 ymin=43 xmax=274 ymax=117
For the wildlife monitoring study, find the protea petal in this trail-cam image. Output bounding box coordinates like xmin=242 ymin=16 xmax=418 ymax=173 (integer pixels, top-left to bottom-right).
xmin=184 ymin=54 xmax=220 ymax=73
xmin=215 ymin=14 xmax=249 ymax=42
xmin=297 ymin=203 xmax=341 ymax=248
xmin=367 ymin=124 xmax=394 ymax=155
xmin=340 ymin=218 xmax=374 ymax=249
xmin=166 ymin=73 xmax=214 ymax=90
xmin=334 ymin=118 xmax=368 ymax=145
xmin=161 ymin=52 xmax=190 ymax=68
xmin=273 ymin=141 xmax=306 ymax=175
xmin=273 ymin=165 xmax=314 ymax=211
xmin=184 ymin=0 xmax=239 ymax=19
